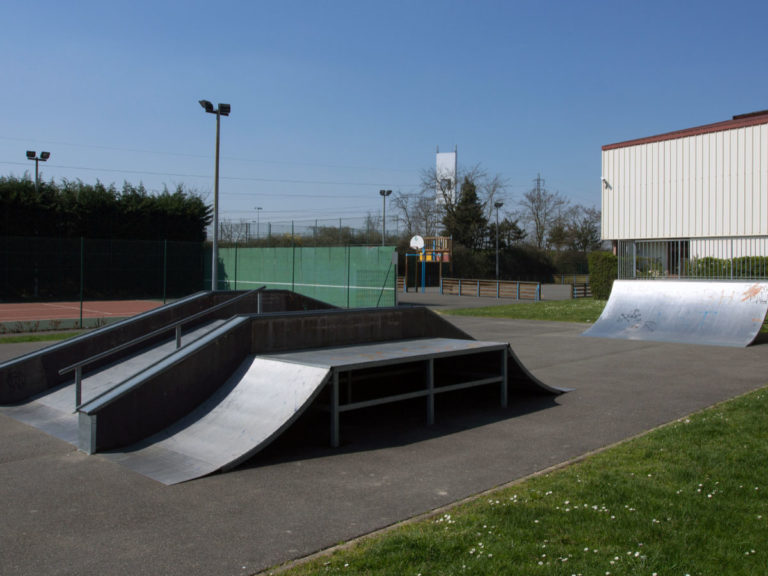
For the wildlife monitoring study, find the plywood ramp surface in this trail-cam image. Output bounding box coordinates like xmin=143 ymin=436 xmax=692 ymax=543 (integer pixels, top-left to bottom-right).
xmin=102 ymin=357 xmax=330 ymax=485
xmin=583 ymin=280 xmax=768 ymax=347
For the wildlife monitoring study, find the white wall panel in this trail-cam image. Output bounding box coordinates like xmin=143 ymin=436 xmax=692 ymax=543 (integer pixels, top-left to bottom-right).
xmin=601 ymin=122 xmax=768 ymax=240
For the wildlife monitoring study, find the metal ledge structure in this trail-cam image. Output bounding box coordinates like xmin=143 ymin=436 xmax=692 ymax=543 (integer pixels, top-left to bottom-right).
xmin=1 ymin=294 xmax=566 ymax=485
xmin=262 ymin=338 xmax=511 ymax=449
xmin=583 ymin=280 xmax=768 ymax=347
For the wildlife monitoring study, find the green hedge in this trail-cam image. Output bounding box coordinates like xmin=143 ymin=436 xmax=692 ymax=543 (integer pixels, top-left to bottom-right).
xmin=588 ymin=251 xmax=617 ymax=300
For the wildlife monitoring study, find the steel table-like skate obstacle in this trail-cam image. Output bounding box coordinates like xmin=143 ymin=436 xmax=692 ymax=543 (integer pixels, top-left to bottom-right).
xmin=583 ymin=280 xmax=768 ymax=347
xmin=0 ymin=290 xmax=564 ymax=485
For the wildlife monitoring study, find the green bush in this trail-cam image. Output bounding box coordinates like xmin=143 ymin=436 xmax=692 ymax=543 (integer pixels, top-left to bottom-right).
xmin=588 ymin=251 xmax=617 ymax=300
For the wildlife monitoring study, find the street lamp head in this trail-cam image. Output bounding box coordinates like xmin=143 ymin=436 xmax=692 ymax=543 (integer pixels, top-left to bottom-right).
xmin=379 ymin=189 xmax=392 ymax=197
xmin=40 ymin=151 xmax=50 ymax=161
xmin=26 ymin=150 xmax=36 ymax=160
xmin=218 ymin=103 xmax=231 ymax=116
xmin=199 ymin=99 xmax=214 ymax=113
xmin=494 ymin=201 xmax=504 ymax=209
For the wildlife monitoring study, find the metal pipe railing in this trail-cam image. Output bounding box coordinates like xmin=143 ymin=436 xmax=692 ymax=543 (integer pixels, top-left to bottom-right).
xmin=59 ymin=287 xmax=264 ymax=409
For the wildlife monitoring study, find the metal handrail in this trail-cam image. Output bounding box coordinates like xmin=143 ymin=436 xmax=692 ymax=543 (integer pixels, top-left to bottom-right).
xmin=60 ymin=287 xmax=264 ymax=407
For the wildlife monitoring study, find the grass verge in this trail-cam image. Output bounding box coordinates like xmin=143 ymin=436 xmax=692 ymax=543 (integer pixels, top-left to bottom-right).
xmin=443 ymin=298 xmax=607 ymax=324
xmin=270 ymin=387 xmax=768 ymax=575
xmin=0 ymin=331 xmax=82 ymax=344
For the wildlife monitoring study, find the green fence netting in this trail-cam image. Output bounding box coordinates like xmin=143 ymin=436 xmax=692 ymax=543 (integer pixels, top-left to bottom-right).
xmin=0 ymin=236 xmax=205 ymax=302
xmin=212 ymin=245 xmax=397 ymax=308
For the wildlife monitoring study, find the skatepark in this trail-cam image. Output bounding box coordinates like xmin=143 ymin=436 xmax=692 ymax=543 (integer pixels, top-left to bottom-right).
xmin=2 ymin=288 xmax=768 ymax=575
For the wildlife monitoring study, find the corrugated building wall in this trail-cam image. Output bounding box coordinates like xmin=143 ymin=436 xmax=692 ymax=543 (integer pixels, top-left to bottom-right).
xmin=601 ymin=112 xmax=768 ymax=241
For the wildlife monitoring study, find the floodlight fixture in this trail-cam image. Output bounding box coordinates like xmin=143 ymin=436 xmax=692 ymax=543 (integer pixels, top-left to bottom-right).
xmin=199 ymin=99 xmax=214 ymax=113
xmin=494 ymin=200 xmax=504 ymax=279
xmin=218 ymin=103 xmax=231 ymax=116
xmin=26 ymin=150 xmax=51 ymax=193
xmin=379 ymin=189 xmax=392 ymax=246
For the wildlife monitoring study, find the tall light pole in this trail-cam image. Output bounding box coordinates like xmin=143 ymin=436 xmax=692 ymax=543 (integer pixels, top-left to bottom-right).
xmin=379 ymin=189 xmax=392 ymax=246
xmin=199 ymin=100 xmax=230 ymax=291
xmin=26 ymin=151 xmax=50 ymax=193
xmin=494 ymin=200 xmax=504 ymax=280
xmin=255 ymin=206 xmax=262 ymax=239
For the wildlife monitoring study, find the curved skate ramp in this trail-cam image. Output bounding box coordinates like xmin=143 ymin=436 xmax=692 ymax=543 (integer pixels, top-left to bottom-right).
xmin=101 ymin=356 xmax=331 ymax=485
xmin=583 ymin=280 xmax=768 ymax=347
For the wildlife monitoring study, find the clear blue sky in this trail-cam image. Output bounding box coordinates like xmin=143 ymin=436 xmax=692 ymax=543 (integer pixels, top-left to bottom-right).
xmin=2 ymin=0 xmax=767 ymax=231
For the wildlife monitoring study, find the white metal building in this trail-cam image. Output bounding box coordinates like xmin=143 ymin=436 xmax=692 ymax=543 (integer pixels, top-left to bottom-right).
xmin=601 ymin=110 xmax=768 ymax=279
xmin=435 ymin=146 xmax=458 ymax=206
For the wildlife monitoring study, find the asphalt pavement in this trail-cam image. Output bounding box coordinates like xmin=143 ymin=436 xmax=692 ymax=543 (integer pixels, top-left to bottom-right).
xmin=1 ymin=295 xmax=767 ymax=576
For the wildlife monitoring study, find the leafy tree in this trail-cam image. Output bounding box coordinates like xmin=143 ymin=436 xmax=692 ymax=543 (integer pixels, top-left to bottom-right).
xmin=442 ymin=176 xmax=488 ymax=250
xmin=0 ymin=175 xmax=211 ymax=241
xmin=588 ymin=251 xmax=618 ymax=299
xmin=488 ymin=217 xmax=526 ymax=251
xmin=568 ymin=205 xmax=601 ymax=253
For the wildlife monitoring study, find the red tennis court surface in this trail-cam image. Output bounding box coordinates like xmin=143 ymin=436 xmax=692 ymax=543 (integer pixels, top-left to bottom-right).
xmin=0 ymin=300 xmax=164 ymax=322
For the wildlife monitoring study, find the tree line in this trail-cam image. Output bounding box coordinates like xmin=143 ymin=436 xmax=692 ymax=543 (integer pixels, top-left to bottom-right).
xmin=0 ymin=175 xmax=211 ymax=242
xmin=392 ymin=166 xmax=602 ymax=279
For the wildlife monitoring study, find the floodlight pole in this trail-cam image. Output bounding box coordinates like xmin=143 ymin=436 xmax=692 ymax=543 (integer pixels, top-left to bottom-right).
xmin=200 ymin=100 xmax=230 ymax=291
xmin=26 ymin=151 xmax=50 ymax=194
xmin=379 ymin=189 xmax=392 ymax=246
xmin=255 ymin=206 xmax=262 ymax=239
xmin=494 ymin=200 xmax=504 ymax=280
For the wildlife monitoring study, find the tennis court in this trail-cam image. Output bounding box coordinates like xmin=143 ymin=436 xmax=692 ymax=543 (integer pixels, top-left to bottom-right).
xmin=0 ymin=300 xmax=163 ymax=332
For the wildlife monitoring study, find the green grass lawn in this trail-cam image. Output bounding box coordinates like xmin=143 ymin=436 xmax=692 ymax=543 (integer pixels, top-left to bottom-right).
xmin=0 ymin=331 xmax=83 ymax=344
xmin=443 ymin=298 xmax=607 ymax=324
xmin=271 ymin=387 xmax=768 ymax=575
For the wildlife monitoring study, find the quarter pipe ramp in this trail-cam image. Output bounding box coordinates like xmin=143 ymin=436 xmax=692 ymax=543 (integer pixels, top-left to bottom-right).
xmin=583 ymin=280 xmax=768 ymax=347
xmin=101 ymin=356 xmax=331 ymax=485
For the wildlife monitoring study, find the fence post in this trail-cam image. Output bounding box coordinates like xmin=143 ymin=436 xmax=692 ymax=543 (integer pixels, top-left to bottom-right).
xmin=496 ymin=280 xmax=500 ymax=299
xmin=79 ymin=237 xmax=84 ymax=329
xmin=291 ymin=221 xmax=296 ymax=293
xmin=476 ymin=280 xmax=480 ymax=297
xmin=347 ymin=244 xmax=351 ymax=309
xmin=516 ymin=282 xmax=520 ymax=300
xmin=440 ymin=277 xmax=443 ymax=295
xmin=234 ymin=242 xmax=238 ymax=291
xmin=536 ymin=283 xmax=541 ymax=301
xmin=162 ymin=239 xmax=168 ymax=304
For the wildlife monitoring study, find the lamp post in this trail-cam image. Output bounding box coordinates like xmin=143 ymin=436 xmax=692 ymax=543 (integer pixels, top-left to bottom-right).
xmin=255 ymin=206 xmax=262 ymax=239
xmin=494 ymin=200 xmax=504 ymax=280
xmin=379 ymin=189 xmax=392 ymax=246
xmin=199 ymin=100 xmax=231 ymax=291
xmin=26 ymin=151 xmax=50 ymax=193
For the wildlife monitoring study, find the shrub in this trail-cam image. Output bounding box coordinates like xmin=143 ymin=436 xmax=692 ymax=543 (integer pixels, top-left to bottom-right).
xmin=588 ymin=251 xmax=617 ymax=300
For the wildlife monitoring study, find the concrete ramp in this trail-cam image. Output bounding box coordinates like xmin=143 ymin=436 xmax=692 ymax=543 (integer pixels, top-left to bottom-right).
xmin=101 ymin=357 xmax=331 ymax=485
xmin=583 ymin=280 xmax=768 ymax=347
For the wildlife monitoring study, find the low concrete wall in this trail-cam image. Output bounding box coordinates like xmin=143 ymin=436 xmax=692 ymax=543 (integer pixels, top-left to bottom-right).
xmin=0 ymin=292 xmax=218 ymax=404
xmin=249 ymin=307 xmax=472 ymax=354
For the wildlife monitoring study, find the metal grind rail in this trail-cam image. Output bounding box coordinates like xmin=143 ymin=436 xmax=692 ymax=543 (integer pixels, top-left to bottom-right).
xmin=59 ymin=288 xmax=265 ymax=408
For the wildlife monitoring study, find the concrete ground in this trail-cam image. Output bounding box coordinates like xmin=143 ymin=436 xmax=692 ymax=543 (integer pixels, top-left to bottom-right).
xmin=1 ymin=295 xmax=767 ymax=575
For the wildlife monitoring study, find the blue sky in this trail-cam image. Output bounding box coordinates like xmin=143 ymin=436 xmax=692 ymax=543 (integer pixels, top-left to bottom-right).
xmin=2 ymin=0 xmax=767 ymax=232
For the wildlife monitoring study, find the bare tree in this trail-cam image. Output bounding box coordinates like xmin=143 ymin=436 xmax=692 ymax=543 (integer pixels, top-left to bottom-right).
xmin=517 ymin=174 xmax=568 ymax=249
xmin=392 ymin=190 xmax=441 ymax=237
xmin=568 ymin=205 xmax=601 ymax=252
